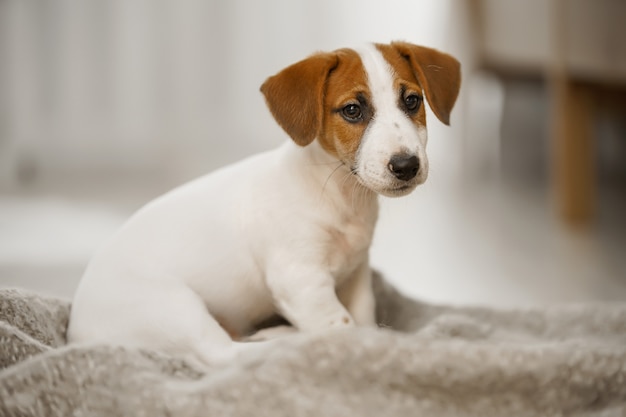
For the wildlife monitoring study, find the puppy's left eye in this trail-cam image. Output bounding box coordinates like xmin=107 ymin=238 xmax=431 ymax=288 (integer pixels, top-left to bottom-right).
xmin=342 ymin=104 xmax=363 ymax=122
xmin=404 ymin=94 xmax=422 ymax=112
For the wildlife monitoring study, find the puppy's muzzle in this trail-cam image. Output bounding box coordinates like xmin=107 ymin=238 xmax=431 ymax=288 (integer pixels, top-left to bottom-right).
xmin=388 ymin=154 xmax=420 ymax=181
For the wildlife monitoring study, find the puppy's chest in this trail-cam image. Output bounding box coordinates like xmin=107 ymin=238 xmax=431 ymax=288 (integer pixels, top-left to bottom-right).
xmin=324 ymin=215 xmax=375 ymax=278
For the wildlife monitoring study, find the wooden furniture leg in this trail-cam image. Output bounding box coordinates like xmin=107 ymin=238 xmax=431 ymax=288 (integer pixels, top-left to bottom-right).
xmin=552 ymin=79 xmax=595 ymax=226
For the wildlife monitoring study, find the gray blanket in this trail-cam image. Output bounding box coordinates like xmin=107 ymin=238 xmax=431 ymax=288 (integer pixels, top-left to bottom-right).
xmin=1 ymin=274 xmax=626 ymax=416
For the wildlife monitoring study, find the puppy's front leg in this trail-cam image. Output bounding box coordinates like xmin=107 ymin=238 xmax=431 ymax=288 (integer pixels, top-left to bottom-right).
xmin=337 ymin=262 xmax=377 ymax=326
xmin=266 ymin=263 xmax=354 ymax=331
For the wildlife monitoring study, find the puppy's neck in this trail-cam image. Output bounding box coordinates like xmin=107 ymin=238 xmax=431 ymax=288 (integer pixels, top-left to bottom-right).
xmin=282 ymin=140 xmax=379 ymax=214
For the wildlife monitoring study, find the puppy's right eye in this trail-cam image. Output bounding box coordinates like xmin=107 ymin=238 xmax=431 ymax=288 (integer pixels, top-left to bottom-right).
xmin=341 ymin=104 xmax=362 ymax=122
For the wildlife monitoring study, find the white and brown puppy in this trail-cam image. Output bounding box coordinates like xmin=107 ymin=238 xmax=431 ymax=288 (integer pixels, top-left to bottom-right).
xmin=67 ymin=41 xmax=460 ymax=365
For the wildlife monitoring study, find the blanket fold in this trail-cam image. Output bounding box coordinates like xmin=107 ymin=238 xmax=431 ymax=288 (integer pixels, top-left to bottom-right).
xmin=1 ymin=274 xmax=625 ymax=416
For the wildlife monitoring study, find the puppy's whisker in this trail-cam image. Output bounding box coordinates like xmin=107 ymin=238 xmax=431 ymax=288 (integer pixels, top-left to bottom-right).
xmin=320 ymin=161 xmax=346 ymax=200
xmin=356 ymin=181 xmax=369 ymax=210
xmin=351 ymin=176 xmax=363 ymax=211
xmin=357 ymin=181 xmax=373 ymax=209
xmin=355 ymin=182 xmax=367 ymax=211
xmin=339 ymin=170 xmax=356 ymax=195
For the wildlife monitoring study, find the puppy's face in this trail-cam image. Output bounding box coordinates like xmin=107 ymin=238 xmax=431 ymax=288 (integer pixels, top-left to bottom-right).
xmin=317 ymin=45 xmax=430 ymax=197
xmin=261 ymin=42 xmax=461 ymax=197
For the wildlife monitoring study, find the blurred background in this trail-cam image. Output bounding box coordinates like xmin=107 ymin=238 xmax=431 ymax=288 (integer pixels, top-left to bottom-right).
xmin=1 ymin=0 xmax=625 ymax=307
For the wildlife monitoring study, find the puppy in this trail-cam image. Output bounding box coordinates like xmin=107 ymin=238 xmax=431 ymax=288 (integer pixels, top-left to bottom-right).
xmin=67 ymin=41 xmax=460 ymax=366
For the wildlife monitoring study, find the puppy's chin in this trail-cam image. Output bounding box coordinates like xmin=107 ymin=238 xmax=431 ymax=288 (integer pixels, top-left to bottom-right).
xmin=377 ymin=184 xmax=418 ymax=198
xmin=355 ymin=175 xmax=423 ymax=198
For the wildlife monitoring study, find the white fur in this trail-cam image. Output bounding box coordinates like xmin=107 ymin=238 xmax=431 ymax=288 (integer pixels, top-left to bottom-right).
xmin=67 ymin=44 xmax=429 ymax=367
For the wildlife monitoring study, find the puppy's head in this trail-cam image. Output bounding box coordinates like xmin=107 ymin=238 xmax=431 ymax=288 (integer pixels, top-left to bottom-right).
xmin=260 ymin=41 xmax=461 ymax=197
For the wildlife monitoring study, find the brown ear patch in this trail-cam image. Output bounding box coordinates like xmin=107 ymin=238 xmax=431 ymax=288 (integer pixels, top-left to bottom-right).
xmin=260 ymin=53 xmax=338 ymax=146
xmin=388 ymin=42 xmax=461 ymax=125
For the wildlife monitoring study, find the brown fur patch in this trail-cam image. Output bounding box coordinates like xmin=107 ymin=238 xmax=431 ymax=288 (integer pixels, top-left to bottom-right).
xmin=261 ymin=53 xmax=339 ymax=146
xmin=316 ymin=49 xmax=370 ymax=165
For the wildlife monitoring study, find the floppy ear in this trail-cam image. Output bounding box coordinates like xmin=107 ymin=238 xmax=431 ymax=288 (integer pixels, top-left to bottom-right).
xmin=391 ymin=42 xmax=461 ymax=125
xmin=260 ymin=53 xmax=338 ymax=146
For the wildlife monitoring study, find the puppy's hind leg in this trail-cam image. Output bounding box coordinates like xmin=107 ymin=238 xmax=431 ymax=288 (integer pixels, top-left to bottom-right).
xmin=166 ymin=286 xmax=276 ymax=368
xmin=130 ymin=282 xmax=236 ymax=368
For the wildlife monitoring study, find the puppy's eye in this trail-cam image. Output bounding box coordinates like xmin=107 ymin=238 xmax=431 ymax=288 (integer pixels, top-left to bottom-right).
xmin=342 ymin=104 xmax=362 ymax=122
xmin=404 ymin=94 xmax=422 ymax=112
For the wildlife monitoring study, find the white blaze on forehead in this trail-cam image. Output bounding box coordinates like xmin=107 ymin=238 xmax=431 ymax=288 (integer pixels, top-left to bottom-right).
xmin=353 ymin=44 xmax=399 ymax=119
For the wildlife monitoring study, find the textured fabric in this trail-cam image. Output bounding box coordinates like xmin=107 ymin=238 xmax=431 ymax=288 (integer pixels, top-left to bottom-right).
xmin=1 ymin=275 xmax=626 ymax=416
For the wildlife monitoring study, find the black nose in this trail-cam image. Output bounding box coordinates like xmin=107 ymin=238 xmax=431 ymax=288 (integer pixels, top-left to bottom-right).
xmin=388 ymin=154 xmax=419 ymax=181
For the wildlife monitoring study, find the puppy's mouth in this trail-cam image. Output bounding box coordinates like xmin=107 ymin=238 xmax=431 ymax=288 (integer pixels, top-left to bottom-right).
xmin=351 ymin=168 xmax=423 ymax=198
xmin=390 ymin=184 xmax=413 ymax=192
